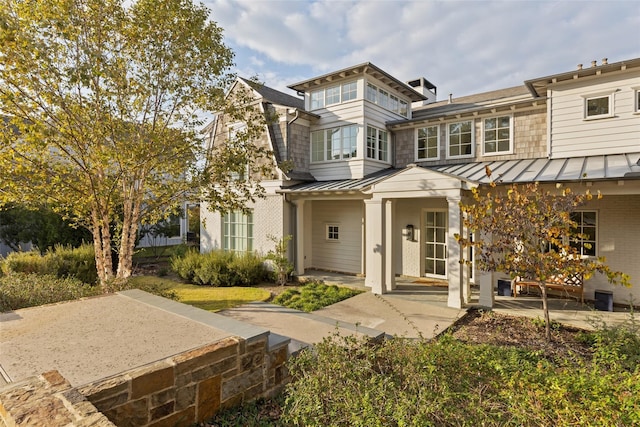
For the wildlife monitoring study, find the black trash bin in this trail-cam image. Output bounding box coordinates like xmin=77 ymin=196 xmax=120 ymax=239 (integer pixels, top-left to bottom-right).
xmin=594 ymin=290 xmax=613 ymax=312
xmin=497 ymin=279 xmax=512 ymax=297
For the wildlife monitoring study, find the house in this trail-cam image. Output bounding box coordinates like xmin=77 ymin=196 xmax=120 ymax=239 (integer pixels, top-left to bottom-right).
xmin=201 ymin=58 xmax=640 ymax=309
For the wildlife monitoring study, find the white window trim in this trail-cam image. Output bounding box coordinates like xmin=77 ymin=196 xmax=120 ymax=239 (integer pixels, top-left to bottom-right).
xmin=326 ymin=223 xmax=340 ymax=242
xmin=415 ymin=125 xmax=440 ymax=161
xmin=482 ymin=115 xmax=514 ymax=156
xmin=366 ymin=125 xmax=390 ymax=164
xmin=446 ymin=120 xmax=475 ymax=159
xmin=365 ymin=80 xmax=410 ymax=118
xmin=571 ymin=210 xmax=598 ymax=258
xmin=582 ymin=91 xmax=615 ymax=120
xmin=633 ymin=86 xmax=640 ymax=114
xmin=310 ymin=125 xmax=359 ymax=163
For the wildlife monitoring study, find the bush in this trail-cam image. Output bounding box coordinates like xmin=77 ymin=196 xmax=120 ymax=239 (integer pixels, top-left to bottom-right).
xmin=283 ymin=333 xmax=640 ymax=426
xmin=273 ymin=280 xmax=362 ymax=312
xmin=0 ymin=273 xmax=101 ymax=311
xmin=0 ymin=244 xmax=97 ymax=284
xmin=171 ymin=249 xmax=267 ymax=287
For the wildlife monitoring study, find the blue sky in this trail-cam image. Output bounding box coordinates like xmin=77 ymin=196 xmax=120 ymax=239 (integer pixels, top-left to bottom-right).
xmin=203 ymin=0 xmax=640 ymax=100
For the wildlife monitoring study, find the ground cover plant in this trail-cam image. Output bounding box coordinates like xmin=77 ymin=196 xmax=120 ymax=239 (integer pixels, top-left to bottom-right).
xmin=272 ymin=280 xmax=363 ymax=312
xmin=203 ymin=310 xmax=640 ymax=427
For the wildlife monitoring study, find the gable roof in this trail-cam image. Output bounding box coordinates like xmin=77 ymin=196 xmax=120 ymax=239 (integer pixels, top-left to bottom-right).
xmin=287 ymin=62 xmax=427 ymax=102
xmin=238 ymin=77 xmax=304 ymax=109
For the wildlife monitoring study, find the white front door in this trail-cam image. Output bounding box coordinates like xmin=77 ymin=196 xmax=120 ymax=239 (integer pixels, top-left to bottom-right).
xmin=424 ymin=210 xmax=447 ymax=278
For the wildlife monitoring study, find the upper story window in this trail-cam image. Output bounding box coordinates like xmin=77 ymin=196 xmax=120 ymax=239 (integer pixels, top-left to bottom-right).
xmin=311 ymin=125 xmax=358 ymax=162
xmin=416 ymin=126 xmax=439 ymax=160
xmin=447 ymin=120 xmax=473 ymax=158
xmin=366 ymin=82 xmax=409 ymax=118
xmin=483 ymin=116 xmax=512 ymax=155
xmin=310 ymin=81 xmax=358 ymax=111
xmin=366 ymin=126 xmax=389 ymax=162
xmin=584 ymin=94 xmax=613 ymax=119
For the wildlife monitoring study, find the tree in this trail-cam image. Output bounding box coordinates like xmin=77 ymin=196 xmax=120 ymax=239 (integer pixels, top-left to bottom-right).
xmin=0 ymin=204 xmax=92 ymax=251
xmin=457 ymin=178 xmax=630 ymax=341
xmin=0 ymin=0 xmax=271 ymax=286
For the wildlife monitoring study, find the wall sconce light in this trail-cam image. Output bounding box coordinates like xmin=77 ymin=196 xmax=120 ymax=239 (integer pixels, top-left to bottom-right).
xmin=406 ymin=224 xmax=415 ymax=241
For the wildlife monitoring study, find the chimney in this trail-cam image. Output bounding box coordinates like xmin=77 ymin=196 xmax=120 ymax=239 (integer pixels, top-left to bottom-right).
xmin=407 ymin=77 xmax=437 ymax=107
xmin=448 ymin=94 xmax=453 ymax=104
xmin=591 ymin=60 xmax=598 ymax=67
xmin=577 ymin=63 xmax=583 ymax=70
xmin=602 ymin=57 xmax=608 ymax=65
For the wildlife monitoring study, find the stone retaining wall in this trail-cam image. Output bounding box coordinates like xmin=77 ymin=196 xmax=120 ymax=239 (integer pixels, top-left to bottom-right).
xmin=0 ymin=335 xmax=290 ymax=427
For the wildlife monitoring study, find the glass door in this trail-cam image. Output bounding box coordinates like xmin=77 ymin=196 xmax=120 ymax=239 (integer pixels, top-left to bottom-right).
xmin=424 ymin=210 xmax=447 ymax=277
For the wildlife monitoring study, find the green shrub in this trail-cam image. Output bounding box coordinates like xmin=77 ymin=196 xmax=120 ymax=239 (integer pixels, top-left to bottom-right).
xmin=0 ymin=273 xmax=101 ymax=311
xmin=273 ymin=280 xmax=362 ymax=312
xmin=0 ymin=244 xmax=97 ymax=284
xmin=171 ymin=249 xmax=267 ymax=287
xmin=581 ymin=314 xmax=640 ymax=372
xmin=284 ymin=333 xmax=640 ymax=426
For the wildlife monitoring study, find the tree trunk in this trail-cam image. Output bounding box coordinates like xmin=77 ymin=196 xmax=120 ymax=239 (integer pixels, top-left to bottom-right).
xmin=116 ymin=185 xmax=143 ymax=280
xmin=539 ymin=282 xmax=552 ymax=342
xmin=91 ymin=209 xmax=114 ymax=289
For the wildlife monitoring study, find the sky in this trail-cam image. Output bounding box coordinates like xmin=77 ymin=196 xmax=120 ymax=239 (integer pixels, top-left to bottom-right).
xmin=202 ymin=0 xmax=640 ymax=101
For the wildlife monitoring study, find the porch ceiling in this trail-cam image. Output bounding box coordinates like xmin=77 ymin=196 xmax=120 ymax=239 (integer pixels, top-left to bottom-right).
xmin=429 ymin=152 xmax=640 ymax=184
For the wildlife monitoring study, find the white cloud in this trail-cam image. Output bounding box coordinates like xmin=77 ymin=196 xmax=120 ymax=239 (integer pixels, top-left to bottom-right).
xmin=204 ymin=0 xmax=640 ymax=97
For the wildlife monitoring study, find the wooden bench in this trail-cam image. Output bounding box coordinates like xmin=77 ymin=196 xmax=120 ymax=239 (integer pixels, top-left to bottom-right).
xmin=513 ymin=274 xmax=584 ymax=303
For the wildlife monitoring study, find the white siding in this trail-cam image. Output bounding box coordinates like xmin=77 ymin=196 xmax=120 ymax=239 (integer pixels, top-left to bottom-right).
xmin=311 ymin=200 xmax=362 ymax=274
xmin=549 ymin=70 xmax=640 ymax=158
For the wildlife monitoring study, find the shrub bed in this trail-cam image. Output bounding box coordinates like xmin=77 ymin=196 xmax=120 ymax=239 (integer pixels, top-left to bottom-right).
xmin=171 ymin=249 xmax=267 ymax=287
xmin=1 ymin=244 xmax=97 ymax=284
xmin=0 ymin=273 xmax=101 ymax=311
xmin=272 ymin=280 xmax=363 ymax=312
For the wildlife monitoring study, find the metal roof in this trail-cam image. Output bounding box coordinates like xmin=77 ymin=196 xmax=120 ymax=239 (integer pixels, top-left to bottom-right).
xmin=429 ymin=153 xmax=640 ymax=184
xmin=279 ymin=168 xmax=401 ymax=194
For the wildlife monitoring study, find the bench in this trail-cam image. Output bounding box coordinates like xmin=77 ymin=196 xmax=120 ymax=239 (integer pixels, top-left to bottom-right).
xmin=513 ymin=273 xmax=584 ymax=303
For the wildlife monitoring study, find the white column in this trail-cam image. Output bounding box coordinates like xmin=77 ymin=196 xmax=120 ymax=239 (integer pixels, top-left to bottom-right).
xmin=385 ymin=199 xmax=396 ymax=291
xmin=293 ymin=199 xmax=305 ymax=276
xmin=447 ymin=196 xmax=464 ymax=308
xmin=365 ymin=199 xmax=385 ymax=294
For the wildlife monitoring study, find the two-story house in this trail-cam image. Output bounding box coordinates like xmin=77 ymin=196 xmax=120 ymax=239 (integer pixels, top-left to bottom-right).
xmin=201 ymin=58 xmax=640 ymax=309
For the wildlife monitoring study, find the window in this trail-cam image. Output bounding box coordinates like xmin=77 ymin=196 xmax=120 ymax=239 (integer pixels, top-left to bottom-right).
xmin=310 ymin=125 xmax=359 ymax=162
xmin=326 ymin=224 xmax=339 ymax=241
xmin=365 ymin=82 xmax=409 ymax=118
xmin=366 ymin=126 xmax=389 ymax=162
xmin=310 ymin=90 xmax=324 ymax=110
xmin=584 ymin=94 xmax=611 ymax=118
xmin=342 ymin=82 xmax=357 ymax=101
xmin=223 ymin=210 xmax=253 ymax=253
xmin=417 ymin=126 xmax=439 ymax=160
xmin=483 ymin=116 xmax=512 ymax=154
xmin=448 ymin=121 xmax=473 ymax=158
xmin=635 ymin=89 xmax=640 ymax=113
xmin=570 ymin=211 xmax=597 ymax=257
xmin=325 ymin=85 xmax=340 ymax=105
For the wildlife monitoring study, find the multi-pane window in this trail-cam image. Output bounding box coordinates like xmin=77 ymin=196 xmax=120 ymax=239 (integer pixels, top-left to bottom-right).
xmin=365 ymin=82 xmax=409 ymax=117
xmin=310 ymin=90 xmax=324 ymax=110
xmin=483 ymin=116 xmax=511 ymax=154
xmin=325 ymin=86 xmax=340 ymax=105
xmin=366 ymin=126 xmax=389 ymax=162
xmin=310 ymin=125 xmax=358 ymax=162
xmin=635 ymin=90 xmax=640 ymax=112
xmin=570 ymin=211 xmax=597 ymax=257
xmin=417 ymin=126 xmax=439 ymax=160
xmin=223 ymin=210 xmax=253 ymax=253
xmin=342 ymin=82 xmax=357 ymax=101
xmin=448 ymin=121 xmax=473 ymax=157
xmin=326 ymin=224 xmax=339 ymax=241
xmin=585 ymin=95 xmax=611 ymax=118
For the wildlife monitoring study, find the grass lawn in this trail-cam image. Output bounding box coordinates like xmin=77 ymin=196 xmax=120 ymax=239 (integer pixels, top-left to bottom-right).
xmin=127 ymin=276 xmax=272 ymax=312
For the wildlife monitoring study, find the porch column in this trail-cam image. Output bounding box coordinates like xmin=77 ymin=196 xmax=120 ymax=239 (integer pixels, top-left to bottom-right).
xmin=385 ymin=199 xmax=396 ymax=290
xmin=446 ymin=196 xmax=464 ymax=308
xmin=293 ymin=199 xmax=305 ymax=276
xmin=365 ymin=199 xmax=385 ymax=294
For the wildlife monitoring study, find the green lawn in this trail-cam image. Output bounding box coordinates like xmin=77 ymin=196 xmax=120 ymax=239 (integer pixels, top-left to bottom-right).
xmin=127 ymin=276 xmax=271 ymax=312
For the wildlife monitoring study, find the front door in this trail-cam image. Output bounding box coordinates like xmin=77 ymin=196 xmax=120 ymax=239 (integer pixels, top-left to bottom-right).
xmin=424 ymin=210 xmax=447 ymax=277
